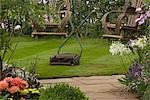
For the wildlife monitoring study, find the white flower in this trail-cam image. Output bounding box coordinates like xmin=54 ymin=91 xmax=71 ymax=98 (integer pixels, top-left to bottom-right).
xmin=39 ymin=0 xmax=48 ymax=4
xmin=135 ymin=8 xmax=142 ymax=12
xmin=3 ymin=62 xmax=8 ymax=67
xmin=61 ymin=14 xmax=65 ymax=17
xmin=146 ymin=10 xmax=150 ymax=17
xmin=130 ymin=36 xmax=147 ymax=49
xmin=14 ymin=25 xmax=21 ymax=30
xmin=1 ymin=23 xmax=5 ymax=29
xmin=109 ymin=41 xmax=131 ymax=56
xmin=8 ymin=64 xmax=12 ymax=68
xmin=43 ymin=0 xmax=48 ymax=4
xmin=135 ymin=36 xmax=147 ymax=49
xmin=86 ymin=1 xmax=89 ymax=4
xmin=129 ymin=40 xmax=136 ymax=47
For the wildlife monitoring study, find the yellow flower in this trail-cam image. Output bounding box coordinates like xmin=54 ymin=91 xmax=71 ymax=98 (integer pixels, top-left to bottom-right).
xmin=31 ymin=90 xmax=40 ymax=94
xmin=28 ymin=88 xmax=40 ymax=94
xmin=8 ymin=98 xmax=13 ymax=100
xmin=28 ymin=88 xmax=36 ymax=91
xmin=20 ymin=89 xmax=29 ymax=95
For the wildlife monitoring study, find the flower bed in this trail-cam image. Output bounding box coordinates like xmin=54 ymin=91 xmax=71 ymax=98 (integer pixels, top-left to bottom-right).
xmin=110 ymin=35 xmax=150 ymax=99
xmin=0 ymin=66 xmax=88 ymax=100
xmin=109 ymin=6 xmax=150 ymax=99
xmin=0 ymin=77 xmax=40 ymax=99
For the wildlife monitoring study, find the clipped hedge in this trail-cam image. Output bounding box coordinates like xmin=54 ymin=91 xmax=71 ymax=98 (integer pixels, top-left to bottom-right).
xmin=39 ymin=83 xmax=88 ymax=100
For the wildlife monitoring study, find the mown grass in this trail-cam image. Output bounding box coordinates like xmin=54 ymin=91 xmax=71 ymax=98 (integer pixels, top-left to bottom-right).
xmin=5 ymin=36 xmax=134 ymax=78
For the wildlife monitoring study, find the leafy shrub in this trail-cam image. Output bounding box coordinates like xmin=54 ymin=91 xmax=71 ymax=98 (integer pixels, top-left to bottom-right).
xmin=142 ymin=84 xmax=150 ymax=100
xmin=39 ymin=83 xmax=88 ymax=100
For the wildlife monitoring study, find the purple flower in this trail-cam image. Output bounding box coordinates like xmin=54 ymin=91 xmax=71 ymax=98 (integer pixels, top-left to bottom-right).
xmin=135 ymin=9 xmax=150 ymax=25
xmin=127 ymin=61 xmax=144 ymax=80
xmin=127 ymin=39 xmax=132 ymax=47
xmin=135 ymin=14 xmax=145 ymax=25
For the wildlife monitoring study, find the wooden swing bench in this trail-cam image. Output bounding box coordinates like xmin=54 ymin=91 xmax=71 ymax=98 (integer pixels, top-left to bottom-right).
xmin=31 ymin=0 xmax=70 ymax=37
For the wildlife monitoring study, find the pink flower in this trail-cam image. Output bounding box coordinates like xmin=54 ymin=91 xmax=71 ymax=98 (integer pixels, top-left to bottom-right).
xmin=1 ymin=77 xmax=29 ymax=93
xmin=21 ymin=80 xmax=29 ymax=89
xmin=0 ymin=81 xmax=9 ymax=90
xmin=135 ymin=9 xmax=150 ymax=25
xmin=11 ymin=77 xmax=28 ymax=90
xmin=135 ymin=14 xmax=145 ymax=25
xmin=7 ymin=86 xmax=20 ymax=94
xmin=138 ymin=18 xmax=145 ymax=25
xmin=146 ymin=10 xmax=150 ymax=17
xmin=11 ymin=77 xmax=23 ymax=86
xmin=3 ymin=77 xmax=13 ymax=83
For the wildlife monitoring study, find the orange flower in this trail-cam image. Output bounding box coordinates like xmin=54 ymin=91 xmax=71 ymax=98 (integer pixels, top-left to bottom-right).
xmin=0 ymin=81 xmax=9 ymax=90
xmin=7 ymin=86 xmax=20 ymax=94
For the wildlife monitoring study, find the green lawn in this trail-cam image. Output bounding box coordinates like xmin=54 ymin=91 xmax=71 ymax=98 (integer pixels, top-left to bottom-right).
xmin=5 ymin=36 xmax=134 ymax=78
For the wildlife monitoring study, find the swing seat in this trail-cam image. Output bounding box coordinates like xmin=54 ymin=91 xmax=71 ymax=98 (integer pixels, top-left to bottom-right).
xmin=50 ymin=53 xmax=80 ymax=66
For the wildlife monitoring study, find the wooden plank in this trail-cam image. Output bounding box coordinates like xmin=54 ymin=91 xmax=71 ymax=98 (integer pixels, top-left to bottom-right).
xmin=103 ymin=34 xmax=123 ymax=39
xmin=45 ymin=22 xmax=58 ymax=26
xmin=107 ymin=23 xmax=116 ymax=29
xmin=32 ymin=32 xmax=67 ymax=35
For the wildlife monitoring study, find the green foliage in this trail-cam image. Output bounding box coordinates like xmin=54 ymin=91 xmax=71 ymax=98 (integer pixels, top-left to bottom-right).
xmin=144 ymin=0 xmax=150 ymax=3
xmin=143 ymin=44 xmax=150 ymax=71
xmin=142 ymin=84 xmax=150 ymax=100
xmin=0 ymin=0 xmax=52 ymax=63
xmin=0 ymin=94 xmax=9 ymax=100
xmin=71 ymin=0 xmax=125 ymax=37
xmin=0 ymin=0 xmax=46 ymax=34
xmin=39 ymin=83 xmax=88 ymax=100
